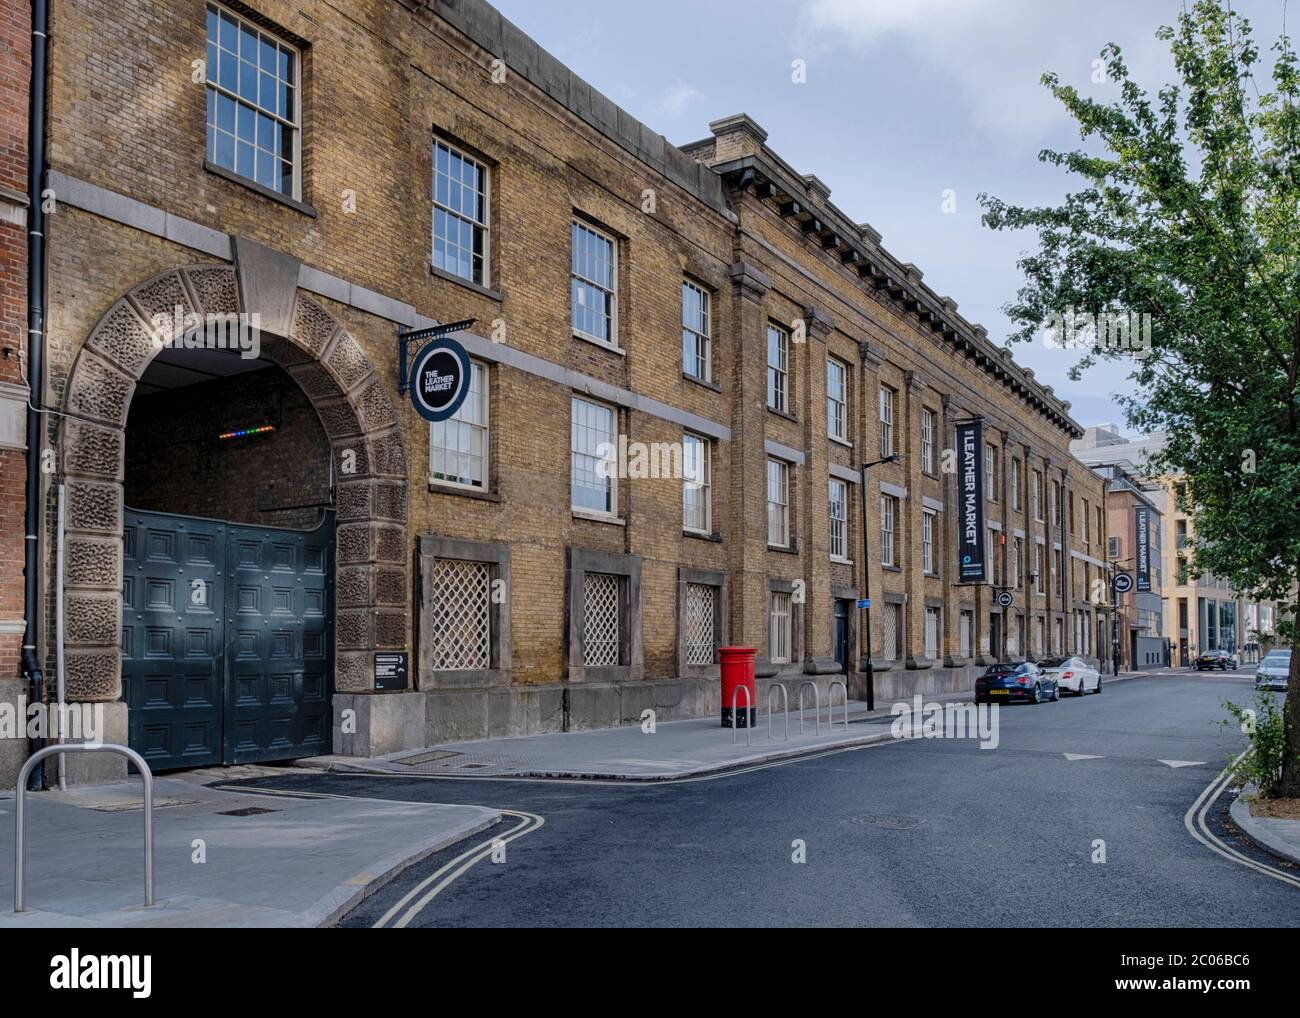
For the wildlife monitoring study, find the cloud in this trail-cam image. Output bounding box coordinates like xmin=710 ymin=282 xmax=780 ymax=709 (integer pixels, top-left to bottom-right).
xmin=793 ymin=0 xmax=1172 ymax=147
xmin=658 ymin=79 xmax=703 ymax=118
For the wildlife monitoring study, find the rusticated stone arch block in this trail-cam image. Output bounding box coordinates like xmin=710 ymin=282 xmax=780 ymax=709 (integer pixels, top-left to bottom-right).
xmin=66 ymin=478 xmax=122 ymax=536
xmin=315 ymin=395 xmax=365 ymax=440
xmin=366 ymin=428 xmax=407 ymax=478
xmin=65 ymin=592 xmax=122 ymax=646
xmin=355 ymin=378 xmax=399 ymax=432
xmin=335 ymin=651 xmax=372 ymax=692
xmin=332 ymin=440 xmax=370 ymax=481
xmin=336 ymin=608 xmax=374 ymax=649
xmin=62 ymin=419 xmax=124 ymax=481
xmin=64 ymin=535 xmax=122 ymax=589
xmin=65 ymin=650 xmax=121 ymax=702
xmin=290 ymin=293 xmax=341 ymax=355
xmin=86 ymin=299 xmax=159 ymax=378
xmin=129 ymin=269 xmax=195 ymax=334
xmin=285 ymin=361 xmax=344 ymax=400
xmin=372 ymin=480 xmax=408 ymax=523
xmin=336 ymin=565 xmax=374 ymax=608
xmin=336 ymin=522 xmax=373 ymax=564
xmin=324 ymin=332 xmax=375 ymax=394
xmin=374 ymin=524 xmax=406 ymax=563
xmin=64 ymin=350 xmax=135 ymax=428
xmin=183 ymin=266 xmax=240 ymax=317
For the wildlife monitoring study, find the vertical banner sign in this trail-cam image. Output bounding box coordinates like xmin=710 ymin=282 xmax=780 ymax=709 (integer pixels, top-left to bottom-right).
xmin=956 ymin=419 xmax=986 ymax=582
xmin=1135 ymin=506 xmax=1151 ymax=592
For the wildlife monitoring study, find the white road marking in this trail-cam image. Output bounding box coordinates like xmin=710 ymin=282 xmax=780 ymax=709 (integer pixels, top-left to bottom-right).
xmin=1184 ymin=752 xmax=1300 ymax=891
xmin=1160 ymin=759 xmax=1207 ymax=768
xmin=1063 ymin=753 xmax=1103 ymax=761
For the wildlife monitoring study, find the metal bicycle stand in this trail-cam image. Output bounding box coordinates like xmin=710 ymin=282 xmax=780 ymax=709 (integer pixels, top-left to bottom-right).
xmin=15 ymin=743 xmax=155 ymax=912
xmin=828 ymin=679 xmax=849 ymax=732
xmin=798 ymin=681 xmax=823 ymax=735
xmin=766 ymin=682 xmax=789 ymax=741
xmin=731 ymin=684 xmax=754 ymax=746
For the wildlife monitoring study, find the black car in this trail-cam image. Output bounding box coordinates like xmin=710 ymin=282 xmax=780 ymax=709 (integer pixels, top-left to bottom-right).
xmin=1195 ymin=650 xmax=1238 ymax=671
xmin=975 ymin=661 xmax=1059 ymax=705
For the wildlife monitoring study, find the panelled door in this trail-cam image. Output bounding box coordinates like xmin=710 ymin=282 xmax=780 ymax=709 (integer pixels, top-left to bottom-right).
xmin=123 ymin=508 xmax=334 ymax=771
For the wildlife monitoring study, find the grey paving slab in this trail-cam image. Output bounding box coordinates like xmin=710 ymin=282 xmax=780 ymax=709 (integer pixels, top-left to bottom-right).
xmin=0 ymin=776 xmax=499 ymax=928
xmin=1229 ymin=792 xmax=1300 ymax=866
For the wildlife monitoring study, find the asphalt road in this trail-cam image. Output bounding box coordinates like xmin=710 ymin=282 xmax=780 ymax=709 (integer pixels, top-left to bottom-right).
xmin=238 ymin=668 xmax=1300 ymax=927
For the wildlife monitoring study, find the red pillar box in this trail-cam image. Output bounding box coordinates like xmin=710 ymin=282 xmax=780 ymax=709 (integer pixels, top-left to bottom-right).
xmin=719 ymin=646 xmax=757 ymax=729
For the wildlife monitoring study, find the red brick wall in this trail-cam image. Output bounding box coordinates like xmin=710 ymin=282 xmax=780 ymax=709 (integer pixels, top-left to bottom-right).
xmin=0 ymin=0 xmax=29 ymax=682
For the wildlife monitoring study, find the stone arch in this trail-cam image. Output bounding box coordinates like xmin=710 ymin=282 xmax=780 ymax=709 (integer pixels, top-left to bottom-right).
xmin=57 ymin=263 xmax=410 ymax=705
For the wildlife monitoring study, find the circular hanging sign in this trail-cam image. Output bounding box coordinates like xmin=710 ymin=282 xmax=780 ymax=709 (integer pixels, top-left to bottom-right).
xmin=996 ymin=590 xmax=1014 ymax=608
xmin=1112 ymin=571 xmax=1134 ymax=594
xmin=409 ymin=337 xmax=471 ymax=423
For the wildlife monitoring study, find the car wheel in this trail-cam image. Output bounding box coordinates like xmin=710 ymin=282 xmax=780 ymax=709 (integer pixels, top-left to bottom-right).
xmin=1030 ymin=683 xmax=1041 ymax=704
xmin=1051 ymin=684 xmax=1060 ymax=702
xmin=1096 ymin=677 xmax=1102 ymax=694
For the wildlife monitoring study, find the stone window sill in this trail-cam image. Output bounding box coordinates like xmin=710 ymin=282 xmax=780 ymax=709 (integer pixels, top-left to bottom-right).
xmin=573 ymin=509 xmax=626 ymax=526
xmin=429 ymin=264 xmax=503 ymax=302
xmin=428 ymin=480 xmax=501 ymax=503
xmin=204 ymin=160 xmax=317 ymax=217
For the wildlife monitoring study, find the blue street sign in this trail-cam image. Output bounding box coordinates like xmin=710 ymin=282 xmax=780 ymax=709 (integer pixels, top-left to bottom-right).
xmin=857 ymin=598 xmax=870 ymax=609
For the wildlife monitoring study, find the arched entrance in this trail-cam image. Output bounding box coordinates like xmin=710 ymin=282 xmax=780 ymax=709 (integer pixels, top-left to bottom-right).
xmin=57 ymin=261 xmax=409 ymax=768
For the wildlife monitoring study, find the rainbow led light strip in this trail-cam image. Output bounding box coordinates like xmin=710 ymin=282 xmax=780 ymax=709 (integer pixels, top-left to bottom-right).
xmin=217 ymin=424 xmax=275 ymax=441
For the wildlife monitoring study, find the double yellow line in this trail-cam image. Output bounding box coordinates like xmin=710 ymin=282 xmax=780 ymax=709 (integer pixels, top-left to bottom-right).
xmin=372 ymin=809 xmax=545 ymax=928
xmin=1184 ymin=752 xmax=1300 ymax=890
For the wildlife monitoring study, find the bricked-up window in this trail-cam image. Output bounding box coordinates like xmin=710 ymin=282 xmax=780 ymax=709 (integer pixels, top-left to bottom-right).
xmin=571 ymin=396 xmax=616 ymax=515
xmin=925 ymin=607 xmax=941 ymax=659
xmin=682 ymin=432 xmax=711 ymax=534
xmin=206 ymin=4 xmax=299 ymax=197
xmin=682 ymin=281 xmax=711 ymax=381
xmin=429 ymin=360 xmax=488 ymax=489
xmin=879 ymin=386 xmax=895 ymax=457
xmin=583 ymin=573 xmax=621 ymax=666
xmin=986 ymin=528 xmax=999 ymax=586
xmin=1055 ymin=617 xmax=1064 ymax=654
xmin=572 ymin=220 xmax=617 ymax=346
xmin=1035 ymin=615 xmax=1046 ymax=656
xmin=922 ymin=509 xmax=936 ymax=574
xmin=769 ymin=591 xmax=791 ymax=663
xmin=1031 ymin=468 xmax=1043 ymax=521
xmin=433 ymin=138 xmax=490 ymax=285
xmin=767 ymin=458 xmax=789 ymax=547
xmin=685 ymin=583 xmax=716 ymax=665
xmin=1010 ymin=458 xmax=1021 ymax=510
xmin=1034 ymin=540 xmax=1045 ymax=594
xmin=880 ymin=494 xmax=897 ymax=566
xmin=1051 ymin=479 xmax=1062 ymax=527
xmin=1082 ymin=497 xmax=1091 ymax=543
xmin=767 ymin=324 xmax=789 ymax=412
xmin=429 ymin=558 xmax=490 ymax=670
xmin=1053 ymin=547 xmax=1064 ymax=595
xmin=827 ymin=358 xmax=848 ymax=440
xmin=829 ymin=478 xmax=848 ymax=559
xmin=1012 ymin=536 xmax=1023 ymax=588
xmin=985 ymin=444 xmax=998 ymax=502
xmin=921 ymin=408 xmax=934 ymax=474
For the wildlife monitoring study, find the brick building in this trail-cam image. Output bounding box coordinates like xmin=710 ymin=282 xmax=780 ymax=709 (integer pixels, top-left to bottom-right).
xmin=12 ymin=0 xmax=1105 ymax=782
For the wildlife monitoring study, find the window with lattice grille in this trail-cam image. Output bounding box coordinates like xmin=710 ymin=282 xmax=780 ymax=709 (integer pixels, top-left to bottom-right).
xmin=883 ymin=603 xmax=900 ymax=661
xmin=583 ymin=572 xmax=621 ymax=666
xmin=685 ymin=583 xmax=715 ymax=665
xmin=769 ymin=591 xmax=791 ymax=663
xmin=430 ymin=558 xmax=491 ymax=670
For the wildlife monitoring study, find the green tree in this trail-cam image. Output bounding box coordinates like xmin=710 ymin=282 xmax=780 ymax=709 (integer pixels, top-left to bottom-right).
xmin=981 ymin=0 xmax=1300 ymax=794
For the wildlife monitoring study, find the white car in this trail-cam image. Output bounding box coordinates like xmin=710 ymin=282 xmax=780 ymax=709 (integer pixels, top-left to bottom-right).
xmin=1036 ymin=655 xmax=1101 ymax=696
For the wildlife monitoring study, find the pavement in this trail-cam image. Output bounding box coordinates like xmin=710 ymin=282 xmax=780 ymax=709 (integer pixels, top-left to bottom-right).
xmin=0 ymin=769 xmax=499 ymax=927
xmin=230 ymin=668 xmax=1300 ymax=927
xmin=302 ymin=673 xmax=1148 ymax=781
xmin=1230 ymin=792 xmax=1300 ymax=866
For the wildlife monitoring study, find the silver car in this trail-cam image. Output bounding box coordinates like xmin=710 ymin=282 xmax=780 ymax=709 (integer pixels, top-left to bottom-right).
xmin=1255 ymin=649 xmax=1292 ymax=691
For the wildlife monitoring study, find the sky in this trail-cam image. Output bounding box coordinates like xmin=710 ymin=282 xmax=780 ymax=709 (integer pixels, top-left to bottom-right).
xmin=491 ymin=0 xmax=1291 ymax=435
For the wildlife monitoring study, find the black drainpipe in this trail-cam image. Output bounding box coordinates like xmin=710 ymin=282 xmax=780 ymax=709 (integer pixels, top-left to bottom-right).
xmin=21 ymin=0 xmax=49 ymax=789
